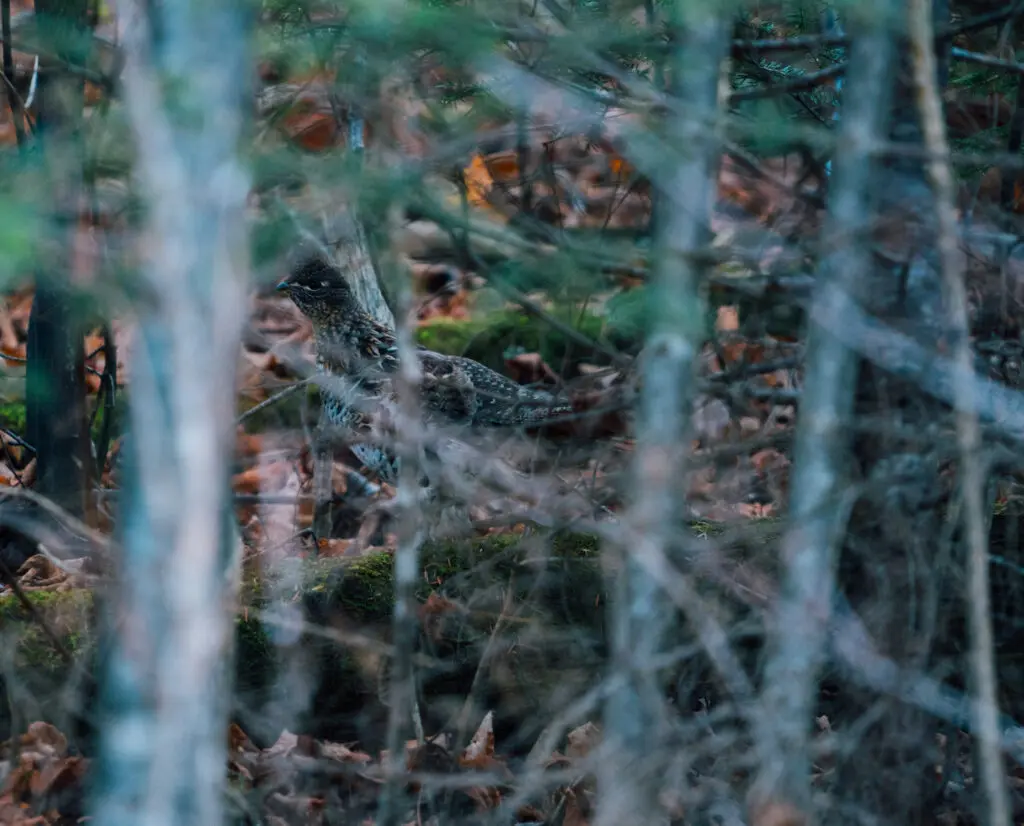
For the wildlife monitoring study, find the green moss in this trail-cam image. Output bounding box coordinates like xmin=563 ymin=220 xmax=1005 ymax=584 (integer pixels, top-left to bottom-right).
xmin=415 ymin=317 xmax=489 ymax=356
xmin=0 ymin=527 xmax=742 ymax=748
xmin=0 ymin=587 xmax=93 ymax=620
xmin=234 ymin=614 xmax=277 ymax=703
xmin=0 ymin=400 xmax=25 ymax=435
xmin=0 ymin=589 xmax=93 ymax=675
xmin=416 ymin=309 xmax=633 ymax=375
xmin=550 ymin=532 xmax=600 ymax=556
xmin=311 ymin=551 xmax=396 ymax=625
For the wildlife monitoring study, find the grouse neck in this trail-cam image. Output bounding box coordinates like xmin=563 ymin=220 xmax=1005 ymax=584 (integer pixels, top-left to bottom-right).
xmin=312 ymin=323 xmax=353 ymax=374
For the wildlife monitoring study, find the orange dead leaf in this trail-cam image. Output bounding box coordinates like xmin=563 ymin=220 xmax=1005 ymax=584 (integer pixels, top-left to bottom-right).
xmin=84 ymin=333 xmax=105 ymax=357
xmin=749 ymin=798 xmax=809 ymax=826
xmin=751 ymin=449 xmax=784 ymax=473
xmin=716 ymin=305 xmax=740 ymax=333
xmin=719 ymin=338 xmax=747 ymax=366
xmin=236 ymin=430 xmax=264 ymax=458
xmin=463 ymin=154 xmax=494 ymax=208
xmin=565 ymin=722 xmax=601 ymax=759
xmin=505 ymin=352 xmax=561 ymax=387
xmin=84 ymin=81 xmax=105 ymax=106
xmin=317 ymin=538 xmax=352 ymax=557
xmin=295 ymin=496 xmax=314 ymax=529
xmin=0 ymin=343 xmax=26 ymax=362
xmin=485 ymin=150 xmax=520 ymax=182
xmin=319 ymin=740 xmax=372 ymax=765
xmin=283 ymin=110 xmax=338 ymax=151
xmin=562 ymin=787 xmax=592 ymax=826
xmin=232 ymin=467 xmax=263 ymax=495
xmin=30 ymin=755 xmax=86 ymax=799
xmin=228 ymin=725 xmax=249 ymax=755
xmin=607 ymin=153 xmax=634 ymax=177
xmin=464 ymin=785 xmax=503 ymax=811
xmin=459 ymin=711 xmax=511 ymax=782
xmin=419 ymin=592 xmax=459 ymax=641
xmin=516 ymin=805 xmax=547 ymax=822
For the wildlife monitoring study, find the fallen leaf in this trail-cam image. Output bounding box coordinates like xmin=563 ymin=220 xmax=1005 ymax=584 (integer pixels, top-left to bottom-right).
xmin=566 ymin=722 xmax=601 ymax=760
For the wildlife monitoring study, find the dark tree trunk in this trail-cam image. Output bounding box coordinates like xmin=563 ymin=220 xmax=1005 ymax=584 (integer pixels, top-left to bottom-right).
xmin=25 ymin=0 xmax=92 ymax=517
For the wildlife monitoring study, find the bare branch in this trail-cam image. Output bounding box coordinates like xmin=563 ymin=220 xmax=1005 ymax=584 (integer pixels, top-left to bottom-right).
xmin=909 ymin=1 xmax=1011 ymax=823
xmin=90 ymin=0 xmax=250 ymax=821
xmin=752 ymin=5 xmax=895 ymax=818
xmin=597 ymin=4 xmax=732 ymax=826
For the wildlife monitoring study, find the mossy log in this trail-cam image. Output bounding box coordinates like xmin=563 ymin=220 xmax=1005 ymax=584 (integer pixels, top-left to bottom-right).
xmin=9 ymin=514 xmax=1024 ymax=754
xmin=415 ymin=308 xmax=632 ymax=375
xmin=0 ymin=532 xmax=616 ymax=753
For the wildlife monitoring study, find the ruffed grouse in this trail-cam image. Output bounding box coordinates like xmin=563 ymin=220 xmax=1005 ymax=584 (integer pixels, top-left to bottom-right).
xmin=277 ymin=257 xmax=573 ymax=486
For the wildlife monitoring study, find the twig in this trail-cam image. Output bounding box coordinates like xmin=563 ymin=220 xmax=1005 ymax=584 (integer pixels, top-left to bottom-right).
xmin=0 ymin=431 xmax=25 ymax=488
xmin=378 ymin=231 xmax=425 ymax=826
xmin=909 ymin=2 xmax=1011 ymax=824
xmin=91 ymin=323 xmax=116 ymax=473
xmin=751 ymin=7 xmax=894 ymax=817
xmin=732 ymin=33 xmax=847 ymax=52
xmin=0 ymin=428 xmax=35 ymax=454
xmin=732 ymin=0 xmax=1024 ymax=53
xmin=451 ymin=577 xmax=515 ymax=752
xmin=598 ymin=7 xmax=731 ymax=826
xmin=236 ymin=380 xmax=307 ymax=425
xmin=0 ymin=555 xmax=73 ymax=664
xmin=952 ymin=46 xmax=1024 ymax=75
xmin=728 ymin=62 xmax=845 ymax=104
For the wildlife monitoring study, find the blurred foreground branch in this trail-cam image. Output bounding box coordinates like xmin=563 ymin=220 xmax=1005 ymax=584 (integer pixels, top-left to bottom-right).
xmin=598 ymin=4 xmax=732 ymax=826
xmin=751 ymin=5 xmax=895 ymax=820
xmin=90 ymin=0 xmax=250 ymax=823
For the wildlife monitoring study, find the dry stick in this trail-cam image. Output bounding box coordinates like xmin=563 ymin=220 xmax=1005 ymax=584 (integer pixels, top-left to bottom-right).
xmin=104 ymin=0 xmax=248 ymax=819
xmin=952 ymin=47 xmax=1024 ymax=75
xmin=907 ymin=3 xmax=1011 ymax=825
xmin=728 ymin=62 xmax=846 ymax=104
xmin=378 ymin=240 xmax=426 ymax=826
xmin=236 ymin=380 xmax=306 ymax=425
xmin=451 ymin=576 xmax=515 ymax=752
xmin=750 ymin=7 xmax=894 ymax=816
xmin=254 ymin=608 xmax=443 ymax=670
xmin=722 ymin=138 xmax=826 ymax=209
xmin=597 ymin=8 xmax=735 ymax=826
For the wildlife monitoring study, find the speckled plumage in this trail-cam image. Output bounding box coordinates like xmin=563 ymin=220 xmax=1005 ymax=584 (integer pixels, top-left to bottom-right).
xmin=278 ymin=257 xmax=572 ymax=484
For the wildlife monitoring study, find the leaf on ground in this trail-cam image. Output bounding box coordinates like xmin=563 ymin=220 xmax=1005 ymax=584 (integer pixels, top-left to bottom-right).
xmin=504 ymin=352 xmax=562 ymax=387
xmin=316 ymin=538 xmax=353 ymax=557
xmin=459 ymin=711 xmax=511 ymax=784
xmin=16 ymin=555 xmax=75 ymax=592
xmin=565 ymin=722 xmax=601 ymax=760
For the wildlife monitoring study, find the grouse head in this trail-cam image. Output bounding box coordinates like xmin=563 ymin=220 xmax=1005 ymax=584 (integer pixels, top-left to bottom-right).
xmin=276 ymin=256 xmax=359 ymax=327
